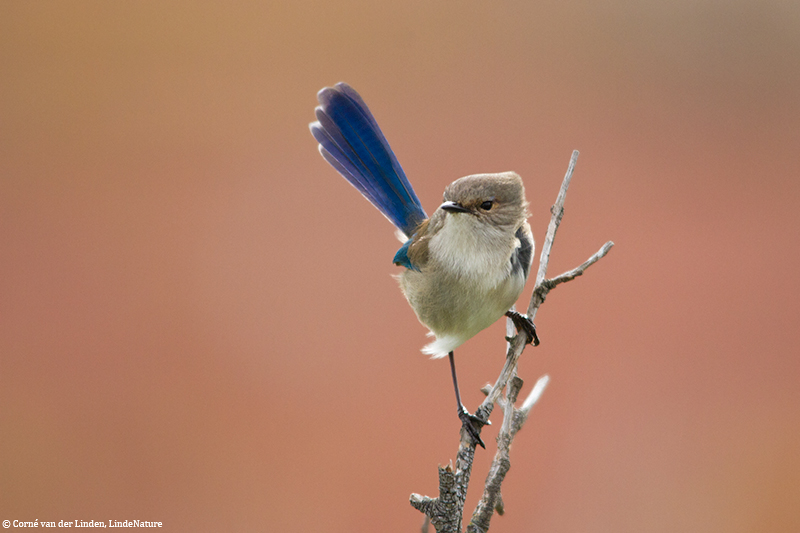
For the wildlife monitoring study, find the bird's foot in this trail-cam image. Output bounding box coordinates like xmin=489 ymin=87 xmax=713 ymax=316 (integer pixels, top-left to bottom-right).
xmin=505 ymin=311 xmax=540 ymax=346
xmin=458 ymin=405 xmax=489 ymax=449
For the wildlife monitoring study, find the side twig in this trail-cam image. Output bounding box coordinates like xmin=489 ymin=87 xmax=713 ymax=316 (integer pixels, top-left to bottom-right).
xmin=410 ymin=150 xmax=614 ymax=532
xmin=468 ymin=374 xmax=550 ymax=533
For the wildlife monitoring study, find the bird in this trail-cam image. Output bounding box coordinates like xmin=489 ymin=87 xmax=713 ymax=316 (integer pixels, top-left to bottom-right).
xmin=309 ymin=82 xmax=539 ymax=448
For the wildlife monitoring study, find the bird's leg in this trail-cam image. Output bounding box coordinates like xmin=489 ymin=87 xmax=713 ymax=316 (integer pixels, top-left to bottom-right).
xmin=448 ymin=351 xmax=488 ymax=449
xmin=505 ymin=310 xmax=540 ymax=346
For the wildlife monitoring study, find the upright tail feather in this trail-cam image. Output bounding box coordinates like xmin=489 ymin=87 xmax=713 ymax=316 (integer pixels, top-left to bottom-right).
xmin=310 ymin=83 xmax=427 ymax=237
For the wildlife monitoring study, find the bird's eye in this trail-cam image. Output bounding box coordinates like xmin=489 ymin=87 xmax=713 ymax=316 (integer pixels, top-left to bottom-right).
xmin=480 ymin=200 xmax=494 ymax=210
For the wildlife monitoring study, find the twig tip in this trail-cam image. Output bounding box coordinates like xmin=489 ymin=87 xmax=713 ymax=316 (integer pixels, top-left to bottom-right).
xmin=521 ymin=375 xmax=550 ymax=414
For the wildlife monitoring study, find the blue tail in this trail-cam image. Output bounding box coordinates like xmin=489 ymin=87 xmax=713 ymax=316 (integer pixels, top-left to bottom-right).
xmin=310 ymin=83 xmax=427 ymax=237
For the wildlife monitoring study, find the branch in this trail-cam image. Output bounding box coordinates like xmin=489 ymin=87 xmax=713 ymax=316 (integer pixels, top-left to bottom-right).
xmin=535 ymin=150 xmax=579 ymax=288
xmin=409 ymin=429 xmax=482 ymax=533
xmin=467 ymin=375 xmax=550 ymax=533
xmin=530 ymin=240 xmax=614 ymax=314
xmin=410 ymin=150 xmax=614 ymax=532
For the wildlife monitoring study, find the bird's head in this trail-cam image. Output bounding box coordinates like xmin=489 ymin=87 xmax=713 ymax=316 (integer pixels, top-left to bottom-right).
xmin=439 ymin=171 xmax=529 ymax=230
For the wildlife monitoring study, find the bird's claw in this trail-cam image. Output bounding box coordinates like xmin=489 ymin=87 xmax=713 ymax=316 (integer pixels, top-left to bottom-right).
xmin=505 ymin=311 xmax=540 ymax=346
xmin=458 ymin=405 xmax=489 ymax=449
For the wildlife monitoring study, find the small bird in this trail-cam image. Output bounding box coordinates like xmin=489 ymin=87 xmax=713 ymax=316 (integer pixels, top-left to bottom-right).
xmin=310 ymin=83 xmax=539 ymax=448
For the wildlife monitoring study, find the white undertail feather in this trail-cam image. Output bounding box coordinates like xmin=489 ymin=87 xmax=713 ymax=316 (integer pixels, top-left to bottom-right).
xmin=422 ymin=333 xmax=464 ymax=359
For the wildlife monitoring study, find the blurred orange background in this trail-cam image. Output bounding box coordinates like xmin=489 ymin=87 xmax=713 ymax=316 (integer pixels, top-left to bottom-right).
xmin=2 ymin=2 xmax=798 ymax=531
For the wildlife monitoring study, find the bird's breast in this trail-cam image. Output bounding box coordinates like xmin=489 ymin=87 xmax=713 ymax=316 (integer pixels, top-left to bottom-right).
xmin=428 ymin=215 xmax=516 ymax=287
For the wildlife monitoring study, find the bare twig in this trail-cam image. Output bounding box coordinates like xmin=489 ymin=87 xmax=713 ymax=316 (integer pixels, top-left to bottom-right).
xmin=530 ymin=241 xmax=614 ymax=314
xmin=539 ymin=152 xmax=576 ymax=276
xmin=468 ymin=375 xmax=550 ymax=533
xmin=410 ymin=150 xmax=614 ymax=532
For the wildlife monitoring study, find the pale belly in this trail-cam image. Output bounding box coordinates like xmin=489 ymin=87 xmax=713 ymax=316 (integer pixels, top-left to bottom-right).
xmin=398 ymin=267 xmax=525 ymax=356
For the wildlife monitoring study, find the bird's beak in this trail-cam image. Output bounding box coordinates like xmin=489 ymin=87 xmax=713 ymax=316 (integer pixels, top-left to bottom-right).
xmin=440 ymin=201 xmax=471 ymax=214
